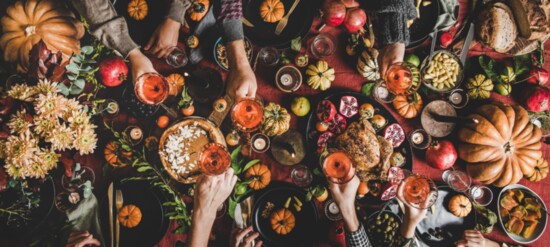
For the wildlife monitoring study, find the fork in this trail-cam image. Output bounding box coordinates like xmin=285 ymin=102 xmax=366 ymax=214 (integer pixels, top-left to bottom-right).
xmin=274 ymin=0 xmax=301 ymax=35
xmin=115 ymin=190 xmax=124 ymax=247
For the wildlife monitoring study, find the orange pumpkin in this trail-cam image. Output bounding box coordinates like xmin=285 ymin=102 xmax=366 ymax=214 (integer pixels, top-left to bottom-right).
xmin=104 ymin=141 xmax=133 ymax=168
xmin=118 ymin=204 xmax=142 ymax=228
xmin=458 ymin=103 xmax=543 ymax=187
xmin=526 ymin=158 xmax=548 ymax=182
xmin=0 ymin=0 xmax=84 ymax=72
xmin=260 ymin=0 xmax=285 ymax=23
xmin=166 ymin=73 xmax=185 ymax=96
xmin=448 ymin=194 xmax=472 ymax=218
xmin=187 ymin=0 xmax=210 ymax=22
xmin=392 ymin=93 xmax=423 ymax=118
xmin=127 ymin=0 xmax=149 ymax=20
xmin=244 ymin=164 xmax=271 ymax=190
xmin=270 ymin=208 xmax=295 ymax=235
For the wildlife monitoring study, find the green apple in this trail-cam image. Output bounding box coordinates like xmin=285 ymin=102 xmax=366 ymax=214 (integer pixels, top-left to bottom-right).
xmin=291 ymin=97 xmax=310 ymax=117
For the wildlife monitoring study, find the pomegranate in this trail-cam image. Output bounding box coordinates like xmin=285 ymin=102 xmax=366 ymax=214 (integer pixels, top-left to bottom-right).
xmin=341 ymin=0 xmax=359 ymax=8
xmin=339 ymin=95 xmax=358 ymax=118
xmin=316 ymin=100 xmax=337 ymax=122
xmin=439 ymin=32 xmax=453 ymax=48
xmin=343 ymin=8 xmax=367 ymax=33
xmin=426 ymin=140 xmax=457 ymax=170
xmin=323 ymin=0 xmax=346 ymax=27
xmin=387 ymin=167 xmax=405 ymax=184
xmin=383 ymin=123 xmax=405 ymax=148
xmin=380 ymin=182 xmax=398 ymax=201
xmin=327 ymin=221 xmax=346 ymax=247
xmin=520 ymin=85 xmax=550 ymax=112
xmin=527 ymin=68 xmax=549 ymax=86
xmin=328 ymin=114 xmax=347 ymax=135
xmin=98 ymin=57 xmax=128 ymax=87
xmin=317 ymin=131 xmax=334 ymax=149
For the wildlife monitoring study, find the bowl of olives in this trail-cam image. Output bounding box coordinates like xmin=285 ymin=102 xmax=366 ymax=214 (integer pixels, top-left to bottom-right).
xmin=366 ymin=211 xmax=402 ymax=247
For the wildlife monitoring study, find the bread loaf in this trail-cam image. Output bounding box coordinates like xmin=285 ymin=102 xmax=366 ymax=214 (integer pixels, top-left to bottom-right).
xmin=476 ymin=3 xmax=518 ymax=53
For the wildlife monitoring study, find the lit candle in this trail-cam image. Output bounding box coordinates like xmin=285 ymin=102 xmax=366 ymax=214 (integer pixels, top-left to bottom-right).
xmin=412 ymin=132 xmax=424 ymax=145
xmin=253 ymin=137 xmax=266 ymax=150
xmin=328 ymin=202 xmax=340 ymax=214
xmin=130 ymin=127 xmax=143 ymax=141
xmin=450 ymin=92 xmax=463 ymax=105
xmin=377 ymin=86 xmax=389 ymax=98
xmin=280 ymin=73 xmax=293 ymax=86
xmin=106 ymin=101 xmax=119 ymax=115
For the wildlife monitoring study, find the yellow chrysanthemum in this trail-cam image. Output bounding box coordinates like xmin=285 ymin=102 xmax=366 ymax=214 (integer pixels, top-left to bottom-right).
xmin=3 ymin=130 xmax=39 ymax=175
xmin=73 ymin=127 xmax=98 ymax=155
xmin=47 ymin=124 xmax=75 ymax=151
xmin=34 ymin=92 xmax=67 ymax=118
xmin=35 ymin=79 xmax=59 ymax=95
xmin=33 ymin=114 xmax=58 ymax=138
xmin=7 ymin=109 xmax=31 ymax=134
xmin=38 ymin=148 xmax=59 ymax=171
xmin=65 ymin=98 xmax=82 ymax=113
xmin=7 ymin=84 xmax=37 ymax=102
xmin=67 ymin=109 xmax=90 ymax=130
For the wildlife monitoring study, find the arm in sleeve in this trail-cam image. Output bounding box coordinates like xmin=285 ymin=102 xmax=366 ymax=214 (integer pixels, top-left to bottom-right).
xmin=69 ymin=0 xmax=139 ymax=58
xmin=345 ymin=223 xmax=372 ymax=247
xmin=369 ymin=0 xmax=417 ymax=46
xmin=214 ymin=0 xmax=244 ymax=42
xmin=166 ymin=0 xmax=192 ymax=25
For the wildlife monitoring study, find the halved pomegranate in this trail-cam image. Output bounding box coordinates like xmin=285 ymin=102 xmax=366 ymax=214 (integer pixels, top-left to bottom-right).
xmin=380 ymin=182 xmax=399 ymax=201
xmin=383 ymin=123 xmax=405 ymax=148
xmin=328 ymin=114 xmax=347 ymax=135
xmin=387 ymin=167 xmax=405 ymax=184
xmin=316 ymin=100 xmax=337 ymax=122
xmin=339 ymin=96 xmax=358 ymax=118
xmin=317 ymin=131 xmax=334 ymax=149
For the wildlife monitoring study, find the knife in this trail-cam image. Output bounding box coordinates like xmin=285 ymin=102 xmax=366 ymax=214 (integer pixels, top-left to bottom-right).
xmin=107 ymin=182 xmax=114 ymax=247
xmin=242 ymin=18 xmax=254 ymax=28
xmin=459 ymin=22 xmax=475 ymax=65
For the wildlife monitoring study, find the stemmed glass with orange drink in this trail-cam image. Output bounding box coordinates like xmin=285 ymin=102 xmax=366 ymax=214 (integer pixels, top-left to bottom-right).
xmin=199 ymin=143 xmax=231 ymax=176
xmin=381 ymin=62 xmax=421 ymax=98
xmin=320 ymin=151 xmax=355 ymax=184
xmin=134 ymin=72 xmax=179 ymax=117
xmin=230 ymin=97 xmax=264 ymax=155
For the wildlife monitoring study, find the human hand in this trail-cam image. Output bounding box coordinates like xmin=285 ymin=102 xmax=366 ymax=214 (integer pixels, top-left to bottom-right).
xmin=230 ymin=226 xmax=263 ymax=247
xmin=66 ymin=230 xmax=100 ymax=247
xmin=128 ymin=49 xmax=157 ymax=84
xmin=144 ymin=18 xmax=181 ymax=59
xmin=329 ymin=176 xmax=360 ymax=232
xmin=455 ymin=230 xmax=500 ymax=247
xmin=225 ymin=40 xmax=257 ymax=100
xmin=378 ymin=42 xmax=405 ymax=78
xmin=193 ymin=168 xmax=238 ymax=215
xmin=396 ymin=181 xmax=428 ymax=226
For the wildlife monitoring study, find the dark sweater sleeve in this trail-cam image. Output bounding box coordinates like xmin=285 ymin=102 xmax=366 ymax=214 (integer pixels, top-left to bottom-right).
xmin=70 ymin=0 xmax=139 ymax=58
xmin=369 ymin=0 xmax=417 ymax=46
xmin=215 ymin=0 xmax=244 ymax=42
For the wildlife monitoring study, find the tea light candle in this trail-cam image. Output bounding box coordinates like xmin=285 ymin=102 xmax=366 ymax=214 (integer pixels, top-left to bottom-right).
xmin=130 ymin=127 xmax=143 ymax=141
xmin=328 ymin=202 xmax=340 ymax=214
xmin=471 ymin=187 xmax=483 ymax=199
xmin=280 ymin=73 xmax=293 ymax=86
xmin=106 ymin=101 xmax=119 ymax=115
xmin=449 ymin=92 xmax=463 ymax=105
xmin=253 ymin=138 xmax=267 ymax=150
xmin=411 ymin=132 xmax=424 ymax=145
xmin=376 ymin=86 xmax=389 ymax=98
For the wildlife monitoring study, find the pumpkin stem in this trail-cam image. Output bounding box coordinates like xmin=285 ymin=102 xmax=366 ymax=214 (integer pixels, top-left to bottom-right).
xmin=193 ymin=2 xmax=206 ymax=13
xmin=25 ymin=25 xmax=36 ymax=37
xmin=503 ymin=141 xmax=514 ymax=154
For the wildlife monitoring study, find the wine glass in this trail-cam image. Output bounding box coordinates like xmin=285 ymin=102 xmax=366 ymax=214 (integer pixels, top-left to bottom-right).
xmin=310 ymin=33 xmax=336 ymax=59
xmin=199 ymin=143 xmax=231 ymax=176
xmin=257 ymin=47 xmax=279 ymax=67
xmin=321 ymin=151 xmax=355 ymax=184
xmin=230 ymin=97 xmax=264 ymax=133
xmin=383 ymin=62 xmax=421 ymax=99
xmin=134 ymin=73 xmax=178 ymax=117
xmin=291 ymin=165 xmax=313 ymax=187
xmin=401 ymin=173 xmax=438 ymax=209
xmin=165 ymin=46 xmax=188 ymax=68
xmin=372 ymin=80 xmax=395 ymax=103
xmin=443 ymin=169 xmax=494 ymax=206
xmin=97 ymin=99 xmax=120 ymax=118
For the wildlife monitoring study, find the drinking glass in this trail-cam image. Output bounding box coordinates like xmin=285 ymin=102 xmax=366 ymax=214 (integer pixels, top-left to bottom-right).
xmin=275 ymin=65 xmax=302 ymax=93
xmin=468 ymin=185 xmax=493 ymax=206
xmin=310 ymin=33 xmax=336 ymax=59
xmin=401 ymin=174 xmax=438 ymax=209
xmin=385 ymin=62 xmax=420 ymax=96
xmin=165 ymin=46 xmax=188 ymax=68
xmin=123 ymin=125 xmax=144 ymax=146
xmin=321 ymin=151 xmax=355 ymax=184
xmin=251 ymin=133 xmax=270 ymax=153
xmin=291 ymin=165 xmax=313 ymax=187
xmin=372 ymin=80 xmax=395 ymax=103
xmin=98 ymin=99 xmax=120 ymax=118
xmin=134 ymin=73 xmax=171 ymax=105
xmin=443 ymin=170 xmax=471 ymax=193
xmin=257 ymin=47 xmax=279 ymax=67
xmin=61 ymin=166 xmax=95 ymax=191
xmin=230 ymin=97 xmax=264 ymax=133
xmin=199 ymin=143 xmax=231 ymax=176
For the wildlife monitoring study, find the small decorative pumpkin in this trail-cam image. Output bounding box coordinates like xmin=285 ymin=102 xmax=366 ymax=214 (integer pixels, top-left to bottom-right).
xmin=187 ymin=0 xmax=210 ymax=22
xmin=186 ymin=35 xmax=199 ymax=49
xmin=127 ymin=0 xmax=149 ymax=20
xmin=458 ymin=102 xmax=543 ymax=187
xmin=270 ymin=208 xmax=295 ymax=235
xmin=356 ymin=48 xmax=380 ymax=80
xmin=104 ymin=141 xmax=133 ymax=168
xmin=466 ymin=74 xmax=494 ymax=100
xmin=392 ymin=93 xmax=423 ymax=119
xmin=0 ymin=0 xmax=84 ymax=72
xmin=306 ymin=60 xmax=335 ymax=91
xmin=244 ymin=164 xmax=271 ymax=190
xmin=526 ymin=158 xmax=548 ymax=182
xmin=448 ymin=194 xmax=472 ymax=218
xmin=166 ymin=73 xmax=185 ymax=95
xmin=260 ymin=0 xmax=285 ymax=23
xmin=261 ymin=102 xmax=291 ymax=137
xmin=118 ymin=204 xmax=142 ymax=228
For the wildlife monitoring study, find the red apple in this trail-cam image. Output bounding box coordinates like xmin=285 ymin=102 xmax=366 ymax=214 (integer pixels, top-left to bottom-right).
xmin=426 ymin=140 xmax=457 ymax=170
xmin=98 ymin=57 xmax=128 ymax=87
xmin=440 ymin=32 xmax=453 ymax=48
xmin=527 ymin=68 xmax=549 ymax=86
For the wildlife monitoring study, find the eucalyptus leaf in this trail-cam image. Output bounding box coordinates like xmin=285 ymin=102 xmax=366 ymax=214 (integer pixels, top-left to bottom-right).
xmin=65 ymin=63 xmax=79 ymax=74
xmin=137 ymin=166 xmax=153 ymax=172
xmin=69 ymin=85 xmax=84 ymax=95
xmin=57 ymin=83 xmax=70 ymax=96
xmin=81 ymin=46 xmax=93 ymax=55
xmin=75 ymin=163 xmax=81 ymax=172
xmin=72 ymin=55 xmax=83 ymax=63
xmin=74 ymin=79 xmax=86 ymax=89
xmin=67 ymin=74 xmax=77 ymax=81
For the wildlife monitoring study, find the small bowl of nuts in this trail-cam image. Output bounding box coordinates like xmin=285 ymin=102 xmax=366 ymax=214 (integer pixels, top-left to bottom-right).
xmin=420 ymin=50 xmax=464 ymax=93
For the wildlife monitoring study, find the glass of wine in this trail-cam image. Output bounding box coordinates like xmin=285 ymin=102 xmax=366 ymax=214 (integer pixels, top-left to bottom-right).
xmin=199 ymin=143 xmax=231 ymax=176
xmin=443 ymin=170 xmax=472 ymax=193
xmin=401 ymin=174 xmax=438 ymax=209
xmin=134 ymin=73 xmax=171 ymax=105
xmin=321 ymin=151 xmax=355 ymax=184
xmin=257 ymin=47 xmax=279 ymax=67
xmin=468 ymin=185 xmax=493 ymax=206
xmin=385 ymin=62 xmax=420 ymax=96
xmin=230 ymin=97 xmax=264 ymax=133
xmin=165 ymin=46 xmax=189 ymax=68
